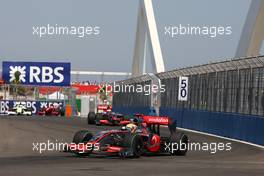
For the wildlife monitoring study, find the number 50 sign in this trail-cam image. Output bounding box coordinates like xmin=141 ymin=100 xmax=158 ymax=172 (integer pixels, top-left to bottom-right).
xmin=178 ymin=77 xmax=188 ymax=101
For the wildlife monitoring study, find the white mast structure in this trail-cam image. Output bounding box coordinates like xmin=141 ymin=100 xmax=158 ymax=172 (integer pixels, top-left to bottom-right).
xmin=132 ymin=0 xmax=165 ymax=76
xmin=236 ymin=0 xmax=264 ymax=57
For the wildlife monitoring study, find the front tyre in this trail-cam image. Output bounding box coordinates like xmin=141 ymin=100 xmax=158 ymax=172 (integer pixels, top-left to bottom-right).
xmin=122 ymin=134 xmax=144 ymax=158
xmin=72 ymin=130 xmax=93 ymax=156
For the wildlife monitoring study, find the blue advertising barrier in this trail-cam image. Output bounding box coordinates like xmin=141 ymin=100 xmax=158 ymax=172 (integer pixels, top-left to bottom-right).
xmin=159 ymin=107 xmax=264 ymax=146
xmin=113 ymin=105 xmax=264 ymax=145
xmin=0 ymin=100 xmax=64 ymax=115
xmin=2 ymin=61 xmax=71 ymax=86
xmin=112 ymin=106 xmax=152 ymax=116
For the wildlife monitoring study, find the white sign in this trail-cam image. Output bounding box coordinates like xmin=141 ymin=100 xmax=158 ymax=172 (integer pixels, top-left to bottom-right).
xmin=178 ymin=77 xmax=188 ymax=101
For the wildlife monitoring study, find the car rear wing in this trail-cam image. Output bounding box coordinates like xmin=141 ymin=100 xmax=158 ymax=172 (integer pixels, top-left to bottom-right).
xmin=136 ymin=115 xmax=177 ymax=135
xmin=141 ymin=115 xmax=169 ymax=125
xmin=97 ymin=105 xmax=112 ymax=113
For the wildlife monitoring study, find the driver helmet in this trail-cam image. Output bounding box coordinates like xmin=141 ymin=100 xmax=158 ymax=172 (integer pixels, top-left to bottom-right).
xmin=126 ymin=123 xmax=138 ymax=132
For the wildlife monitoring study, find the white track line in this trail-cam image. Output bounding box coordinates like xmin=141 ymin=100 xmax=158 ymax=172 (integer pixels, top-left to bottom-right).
xmin=161 ymin=125 xmax=264 ymax=149
xmin=176 ymin=127 xmax=264 ymax=149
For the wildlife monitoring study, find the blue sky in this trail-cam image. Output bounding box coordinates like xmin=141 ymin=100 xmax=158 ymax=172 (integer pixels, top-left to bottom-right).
xmin=0 ymin=0 xmax=258 ymax=80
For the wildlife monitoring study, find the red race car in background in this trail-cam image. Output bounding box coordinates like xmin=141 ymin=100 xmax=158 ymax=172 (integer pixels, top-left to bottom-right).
xmin=91 ymin=112 xmax=131 ymax=126
xmin=37 ymin=104 xmax=64 ymax=116
xmin=96 ymin=113 xmax=131 ymax=126
xmin=64 ymin=115 xmax=188 ymax=158
xmin=87 ymin=104 xmax=112 ymax=124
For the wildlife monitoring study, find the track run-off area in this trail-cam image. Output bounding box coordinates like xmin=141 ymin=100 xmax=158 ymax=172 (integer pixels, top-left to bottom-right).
xmin=0 ymin=116 xmax=264 ymax=176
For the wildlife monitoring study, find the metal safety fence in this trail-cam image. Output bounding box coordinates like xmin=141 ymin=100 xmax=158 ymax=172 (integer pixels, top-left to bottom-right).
xmin=113 ymin=55 xmax=264 ymax=117
xmin=112 ymin=74 xmax=152 ymax=108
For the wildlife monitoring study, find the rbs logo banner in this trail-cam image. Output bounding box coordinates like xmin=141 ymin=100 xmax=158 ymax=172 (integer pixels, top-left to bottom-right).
xmin=2 ymin=61 xmax=71 ymax=86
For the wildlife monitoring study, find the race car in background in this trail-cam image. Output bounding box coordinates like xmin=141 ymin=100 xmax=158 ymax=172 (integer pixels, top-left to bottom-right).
xmin=65 ymin=115 xmax=188 ymax=158
xmin=37 ymin=103 xmax=64 ymax=116
xmin=87 ymin=104 xmax=112 ymax=124
xmin=7 ymin=102 xmax=32 ymax=116
xmin=94 ymin=112 xmax=131 ymax=126
xmin=87 ymin=113 xmax=170 ymax=127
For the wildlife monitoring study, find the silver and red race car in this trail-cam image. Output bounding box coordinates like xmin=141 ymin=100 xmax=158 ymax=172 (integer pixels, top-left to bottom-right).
xmin=7 ymin=102 xmax=32 ymax=116
xmin=87 ymin=104 xmax=111 ymax=124
xmin=64 ymin=115 xmax=188 ymax=158
xmin=88 ymin=112 xmax=131 ymax=126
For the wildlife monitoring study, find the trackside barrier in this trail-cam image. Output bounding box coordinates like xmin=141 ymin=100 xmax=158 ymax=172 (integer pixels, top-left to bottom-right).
xmin=112 ymin=106 xmax=151 ymax=116
xmin=113 ymin=106 xmax=264 ymax=145
xmin=160 ymin=107 xmax=264 ymax=146
xmin=112 ymin=56 xmax=264 ymax=146
xmin=0 ymin=100 xmax=64 ymax=115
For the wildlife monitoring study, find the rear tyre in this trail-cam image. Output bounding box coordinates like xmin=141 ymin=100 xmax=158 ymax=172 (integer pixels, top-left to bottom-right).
xmin=122 ymin=134 xmax=144 ymax=158
xmin=87 ymin=112 xmax=96 ymax=124
xmin=72 ymin=130 xmax=93 ymax=156
xmin=169 ymin=132 xmax=188 ymax=156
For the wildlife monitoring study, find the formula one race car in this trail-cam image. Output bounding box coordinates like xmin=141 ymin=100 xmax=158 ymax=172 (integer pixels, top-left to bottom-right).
xmin=87 ymin=104 xmax=112 ymax=124
xmin=65 ymin=115 xmax=188 ymax=158
xmin=7 ymin=102 xmax=32 ymax=116
xmin=37 ymin=104 xmax=64 ymax=116
xmin=88 ymin=112 xmax=131 ymax=126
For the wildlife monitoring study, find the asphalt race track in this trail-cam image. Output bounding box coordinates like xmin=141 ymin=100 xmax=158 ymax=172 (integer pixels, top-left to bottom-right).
xmin=0 ymin=116 xmax=264 ymax=176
